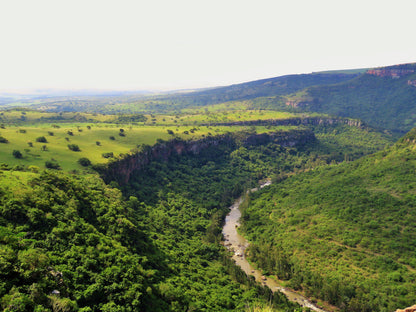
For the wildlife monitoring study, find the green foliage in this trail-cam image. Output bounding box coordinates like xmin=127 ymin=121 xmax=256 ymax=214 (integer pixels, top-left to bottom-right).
xmin=0 ymin=136 xmax=8 ymax=143
xmin=45 ymin=160 xmax=61 ymax=169
xmin=240 ymin=131 xmax=416 ymax=311
xmin=78 ymin=157 xmax=91 ymax=167
xmin=0 ymin=172 xmax=159 ymax=311
xmin=35 ymin=136 xmax=47 ymax=143
xmin=101 ymin=152 xmax=114 ymax=159
xmin=12 ymin=150 xmax=22 ymax=159
xmin=67 ymin=144 xmax=80 ymax=152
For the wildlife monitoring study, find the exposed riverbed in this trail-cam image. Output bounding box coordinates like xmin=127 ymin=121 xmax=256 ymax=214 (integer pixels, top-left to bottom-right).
xmin=222 ymin=183 xmax=328 ymax=312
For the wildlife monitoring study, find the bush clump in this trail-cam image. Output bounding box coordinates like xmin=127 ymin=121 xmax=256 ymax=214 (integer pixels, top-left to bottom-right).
xmin=102 ymin=152 xmax=114 ymax=158
xmin=12 ymin=150 xmax=22 ymax=159
xmin=67 ymin=144 xmax=80 ymax=152
xmin=0 ymin=136 xmax=8 ymax=143
xmin=45 ymin=160 xmax=60 ymax=169
xmin=36 ymin=136 xmax=47 ymax=143
xmin=78 ymin=157 xmax=91 ymax=167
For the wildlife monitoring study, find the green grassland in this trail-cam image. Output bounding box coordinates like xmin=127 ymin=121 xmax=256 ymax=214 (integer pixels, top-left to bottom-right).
xmin=0 ymin=108 xmax=306 ymax=171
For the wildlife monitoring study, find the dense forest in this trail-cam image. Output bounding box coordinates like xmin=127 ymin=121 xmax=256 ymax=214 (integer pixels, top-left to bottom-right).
xmin=239 ymin=128 xmax=416 ymax=311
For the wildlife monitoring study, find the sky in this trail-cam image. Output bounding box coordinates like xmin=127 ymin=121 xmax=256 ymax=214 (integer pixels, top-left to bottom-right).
xmin=0 ymin=0 xmax=415 ymax=92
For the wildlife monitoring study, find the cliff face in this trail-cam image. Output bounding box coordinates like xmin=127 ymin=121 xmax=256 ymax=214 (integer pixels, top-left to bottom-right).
xmin=203 ymin=116 xmax=364 ymax=128
xmin=99 ymin=129 xmax=316 ymax=185
xmin=366 ymin=69 xmax=415 ymax=78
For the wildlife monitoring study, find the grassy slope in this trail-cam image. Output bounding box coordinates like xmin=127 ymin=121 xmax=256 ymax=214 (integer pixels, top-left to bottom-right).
xmin=240 ymin=129 xmax=416 ymax=311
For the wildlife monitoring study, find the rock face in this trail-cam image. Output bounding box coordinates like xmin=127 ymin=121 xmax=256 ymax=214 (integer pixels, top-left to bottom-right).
xmin=99 ymin=129 xmax=316 ymax=185
xmin=203 ymin=117 xmax=364 ymax=129
xmin=395 ymin=304 xmax=416 ymax=312
xmin=408 ymin=80 xmax=416 ymax=87
xmin=366 ymin=69 xmax=414 ymax=78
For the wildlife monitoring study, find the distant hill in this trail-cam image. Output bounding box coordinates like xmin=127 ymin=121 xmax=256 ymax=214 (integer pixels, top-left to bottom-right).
xmin=240 ymin=127 xmax=416 ymax=311
xmin=163 ymin=72 xmax=361 ymax=107
xmin=6 ymin=73 xmax=358 ymax=114
xmin=5 ymin=63 xmax=416 ymax=134
xmin=282 ymin=63 xmax=416 ymax=133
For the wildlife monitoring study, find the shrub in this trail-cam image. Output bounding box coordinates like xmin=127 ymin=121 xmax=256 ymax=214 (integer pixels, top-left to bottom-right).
xmin=96 ymin=141 xmax=101 ymax=146
xmin=78 ymin=157 xmax=91 ymax=167
xmin=19 ymin=129 xmax=26 ymax=133
xmin=0 ymin=136 xmax=8 ymax=143
xmin=109 ymin=136 xmax=115 ymax=140
xmin=27 ymin=142 xmax=33 ymax=147
xmin=45 ymin=160 xmax=60 ymax=169
xmin=102 ymin=152 xmax=114 ymax=158
xmin=67 ymin=144 xmax=80 ymax=151
xmin=118 ymin=132 xmax=125 ymax=137
xmin=67 ymin=130 xmax=74 ymax=136
xmin=48 ymin=131 xmax=54 ymax=136
xmin=28 ymin=165 xmax=39 ymax=173
xmin=36 ymin=136 xmax=47 ymax=143
xmin=12 ymin=150 xmax=22 ymax=159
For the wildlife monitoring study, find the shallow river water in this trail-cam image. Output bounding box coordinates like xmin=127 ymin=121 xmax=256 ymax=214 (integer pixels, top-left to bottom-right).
xmin=222 ymin=183 xmax=328 ymax=312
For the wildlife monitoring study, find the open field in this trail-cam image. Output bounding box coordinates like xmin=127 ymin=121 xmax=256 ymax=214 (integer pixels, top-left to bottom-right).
xmin=0 ymin=120 xmax=298 ymax=171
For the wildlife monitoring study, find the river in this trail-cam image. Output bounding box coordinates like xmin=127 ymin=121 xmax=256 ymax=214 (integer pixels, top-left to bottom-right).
xmin=222 ymin=182 xmax=328 ymax=312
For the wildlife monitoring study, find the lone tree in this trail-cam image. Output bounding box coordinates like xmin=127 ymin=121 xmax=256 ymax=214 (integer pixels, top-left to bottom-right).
xmin=45 ymin=160 xmax=60 ymax=169
xmin=12 ymin=150 xmax=22 ymax=159
xmin=67 ymin=144 xmax=80 ymax=151
xmin=0 ymin=136 xmax=8 ymax=143
xmin=36 ymin=136 xmax=47 ymax=143
xmin=78 ymin=157 xmax=91 ymax=167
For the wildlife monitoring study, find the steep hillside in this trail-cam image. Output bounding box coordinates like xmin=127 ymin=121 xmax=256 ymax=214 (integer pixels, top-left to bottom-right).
xmin=284 ymin=63 xmax=416 ymax=133
xmin=240 ymin=128 xmax=416 ymax=311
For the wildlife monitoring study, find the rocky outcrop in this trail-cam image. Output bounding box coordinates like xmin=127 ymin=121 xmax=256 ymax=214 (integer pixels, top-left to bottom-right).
xmin=99 ymin=129 xmax=316 ymax=185
xmin=408 ymin=80 xmax=416 ymax=87
xmin=366 ymin=69 xmax=414 ymax=78
xmin=285 ymin=100 xmax=313 ymax=108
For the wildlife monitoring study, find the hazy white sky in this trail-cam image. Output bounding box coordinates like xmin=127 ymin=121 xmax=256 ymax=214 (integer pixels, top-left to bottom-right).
xmin=0 ymin=0 xmax=415 ymax=91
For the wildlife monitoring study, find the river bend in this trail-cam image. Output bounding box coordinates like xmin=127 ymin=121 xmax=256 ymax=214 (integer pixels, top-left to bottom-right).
xmin=222 ymin=183 xmax=328 ymax=312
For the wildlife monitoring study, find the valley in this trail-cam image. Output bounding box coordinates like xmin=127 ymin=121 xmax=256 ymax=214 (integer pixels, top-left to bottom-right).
xmin=1 ymin=62 xmax=415 ymax=311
